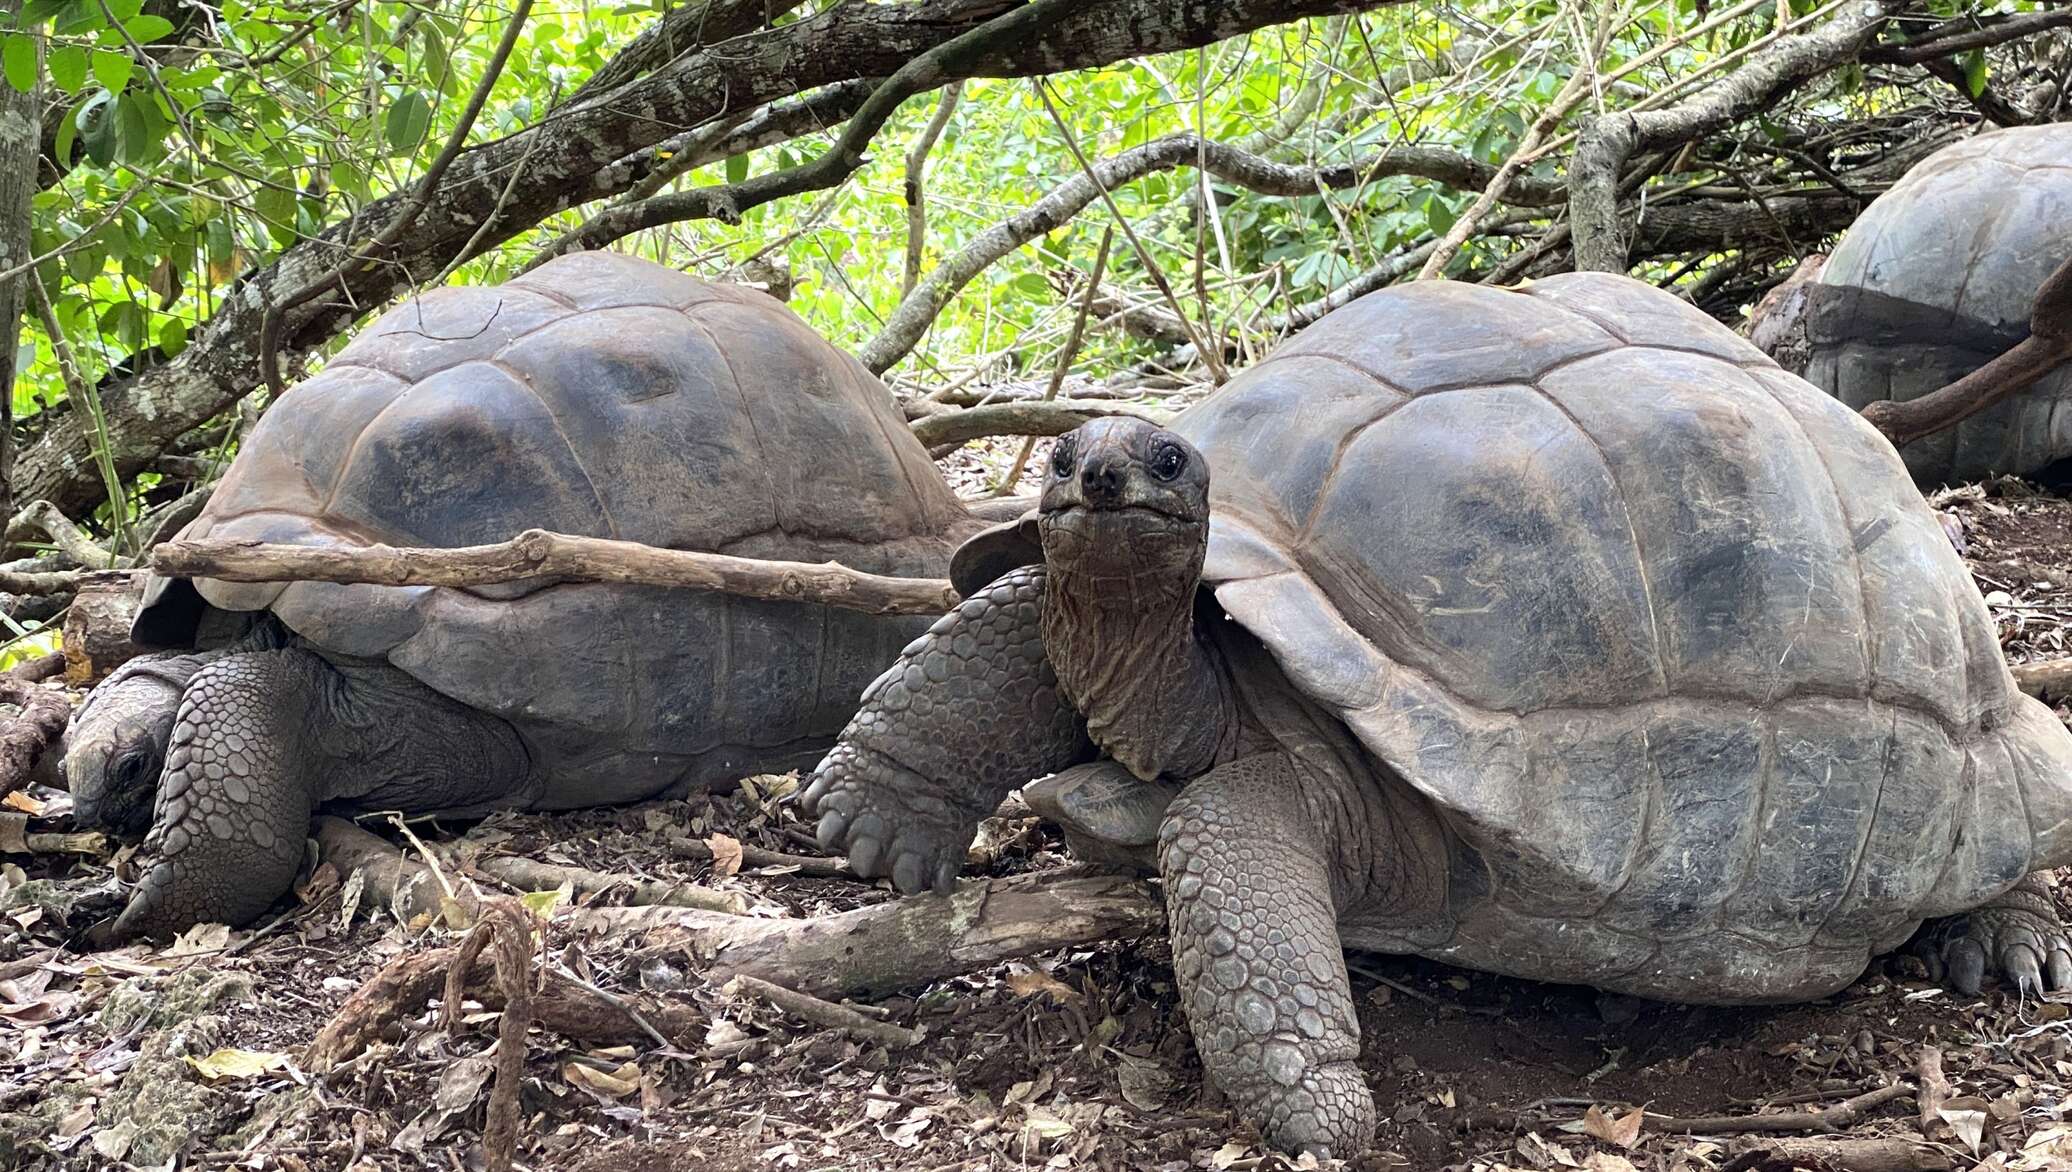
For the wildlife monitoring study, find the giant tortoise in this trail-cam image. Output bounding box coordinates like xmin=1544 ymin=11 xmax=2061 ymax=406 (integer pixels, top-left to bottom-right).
xmin=1801 ymin=123 xmax=2072 ymax=484
xmin=68 ymin=251 xmax=994 ymax=938
xmin=803 ymin=272 xmax=2072 ymax=1156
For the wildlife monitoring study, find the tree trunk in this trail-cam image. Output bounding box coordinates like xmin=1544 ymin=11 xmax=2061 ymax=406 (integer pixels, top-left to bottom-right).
xmin=0 ymin=4 xmax=38 ymax=530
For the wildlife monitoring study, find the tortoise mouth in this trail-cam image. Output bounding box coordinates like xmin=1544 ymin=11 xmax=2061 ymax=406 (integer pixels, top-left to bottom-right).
xmin=1038 ymin=504 xmax=1208 ymax=572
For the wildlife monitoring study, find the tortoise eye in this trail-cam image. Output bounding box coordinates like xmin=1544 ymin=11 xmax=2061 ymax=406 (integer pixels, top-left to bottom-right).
xmin=1149 ymin=441 xmax=1186 ymax=482
xmin=1051 ymin=440 xmax=1076 ymax=479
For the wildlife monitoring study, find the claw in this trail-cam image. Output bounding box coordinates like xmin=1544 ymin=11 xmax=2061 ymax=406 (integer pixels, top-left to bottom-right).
xmin=934 ymin=856 xmax=960 ymax=894
xmin=2049 ymin=948 xmax=2072 ymax=991
xmin=801 ymin=773 xmax=831 ymax=812
xmin=2003 ymin=943 xmax=2046 ymax=998
xmin=849 ymin=816 xmax=886 ymax=876
xmin=1947 ymin=937 xmax=1988 ymax=996
xmin=816 ymin=809 xmax=850 ymax=852
xmin=893 ymin=850 xmax=927 ymax=895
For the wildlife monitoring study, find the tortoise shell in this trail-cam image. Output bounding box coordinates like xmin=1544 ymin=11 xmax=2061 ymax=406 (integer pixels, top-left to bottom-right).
xmin=138 ymin=251 xmax=978 ymax=802
xmin=1181 ymin=272 xmax=2072 ymax=1000
xmin=1803 ymin=124 xmax=2072 ymax=484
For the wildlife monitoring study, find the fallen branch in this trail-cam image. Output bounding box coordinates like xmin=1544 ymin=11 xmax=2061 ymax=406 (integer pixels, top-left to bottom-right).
xmin=306 ymin=944 xmax=702 ymax=1072
xmin=444 ymin=900 xmax=533 ymax=1172
xmin=1647 ymin=1082 xmax=1913 ymax=1136
xmin=568 ymin=869 xmax=1165 ymax=1000
xmin=1914 ymin=1045 xmax=1951 ymax=1141
xmin=0 ymin=812 xmax=108 ymax=856
xmin=0 ymin=679 xmax=69 ymax=801
xmin=910 ymin=399 xmax=1170 ymax=449
xmin=475 ymin=854 xmax=750 ymax=915
xmin=313 ymin=817 xmax=442 ymax=925
xmin=664 ymin=834 xmax=851 ymax=879
xmin=1721 ymin=1135 xmax=1952 ymax=1172
xmin=1861 ymin=252 xmax=2072 ymax=450
xmin=5 ymin=652 xmax=63 ymax=683
xmin=153 ymin=529 xmax=960 ymax=617
xmin=7 ymin=500 xmax=114 ymax=569
xmin=726 ymin=974 xmax=923 ymax=1048
xmin=61 ymin=571 xmax=145 ymax=686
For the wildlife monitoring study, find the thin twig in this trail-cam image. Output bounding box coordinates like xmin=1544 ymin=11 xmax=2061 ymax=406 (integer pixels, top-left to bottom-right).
xmin=997 ymin=226 xmax=1114 ymax=496
xmin=902 ymin=82 xmax=962 ymax=297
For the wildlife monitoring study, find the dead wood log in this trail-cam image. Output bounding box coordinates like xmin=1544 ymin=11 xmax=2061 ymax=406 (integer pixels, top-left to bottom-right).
xmin=313 ymin=817 xmax=443 ymax=924
xmin=568 ymin=869 xmax=1165 ymax=1000
xmin=445 ymin=901 xmax=531 ymax=1172
xmin=62 ymin=571 xmax=145 ymax=686
xmin=305 ymin=943 xmax=704 ymax=1072
xmin=1862 ymin=252 xmax=2072 ymax=450
xmin=2013 ymin=657 xmax=2072 ymax=704
xmin=725 ymin=974 xmax=922 ymax=1048
xmin=153 ymin=529 xmax=960 ymax=617
xmin=909 ymin=400 xmax=1171 ymax=449
xmin=6 ymin=500 xmax=115 ymax=569
xmin=7 ymin=651 xmax=63 ymax=682
xmin=1722 ymin=1135 xmax=1952 ymax=1172
xmin=0 ymin=810 xmax=108 ymax=855
xmin=0 ymin=678 xmax=69 ymax=801
xmin=475 ymin=854 xmax=749 ymax=915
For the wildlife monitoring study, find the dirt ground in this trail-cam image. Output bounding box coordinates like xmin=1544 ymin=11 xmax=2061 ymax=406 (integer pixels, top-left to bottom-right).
xmin=5 ymin=480 xmax=2072 ymax=1172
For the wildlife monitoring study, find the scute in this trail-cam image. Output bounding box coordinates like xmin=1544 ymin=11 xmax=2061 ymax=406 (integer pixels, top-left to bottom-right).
xmin=1803 ymin=124 xmax=2072 ymax=482
xmin=150 ymin=251 xmax=972 ymax=768
xmin=1190 ymin=273 xmax=2072 ymax=999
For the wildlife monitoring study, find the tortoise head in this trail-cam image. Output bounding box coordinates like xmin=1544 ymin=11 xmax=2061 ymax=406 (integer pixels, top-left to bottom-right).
xmin=64 ymin=657 xmax=192 ymax=835
xmin=1037 ymin=418 xmax=1210 ymax=588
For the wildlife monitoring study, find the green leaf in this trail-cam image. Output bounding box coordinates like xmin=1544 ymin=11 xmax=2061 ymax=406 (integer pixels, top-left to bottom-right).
xmin=155 ymin=315 xmax=186 ymax=356
xmin=114 ymin=91 xmax=150 ymax=162
xmin=2 ymin=36 xmax=33 ymax=93
xmin=122 ymin=13 xmax=173 ymax=40
xmin=254 ymin=178 xmax=298 ymax=248
xmin=1962 ymin=49 xmax=1988 ymax=98
xmin=384 ymin=89 xmax=430 ymax=153
xmin=723 ymin=152 xmax=747 ymax=185
xmin=77 ymin=90 xmax=115 ymax=165
xmin=52 ymin=96 xmax=78 ymax=162
xmin=89 ymin=48 xmax=130 ymax=94
xmin=46 ymin=44 xmax=83 ymax=92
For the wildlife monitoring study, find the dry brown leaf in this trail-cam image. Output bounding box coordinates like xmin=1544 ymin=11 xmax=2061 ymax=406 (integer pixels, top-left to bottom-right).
xmin=1581 ymin=1104 xmax=1644 ymax=1149
xmin=705 ymin=833 xmax=744 ymax=879
xmin=3 ymin=791 xmax=43 ymax=815
xmin=1582 ymin=1154 xmax=1639 ymax=1172
xmin=166 ymin=922 xmax=231 ymax=957
xmin=564 ymin=1060 xmax=642 ymax=1098
xmin=1005 ymin=967 xmax=1080 ymax=1003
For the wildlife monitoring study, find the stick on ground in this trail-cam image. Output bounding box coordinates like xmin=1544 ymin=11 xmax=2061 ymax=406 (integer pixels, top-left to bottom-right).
xmin=153 ymin=530 xmax=959 ymax=617
xmin=567 ymin=869 xmax=1165 ymax=1001
xmin=726 ymin=974 xmax=923 ymax=1048
xmin=313 ymin=817 xmax=443 ymax=924
xmin=0 ymin=678 xmax=69 ymax=801
xmin=476 ymin=854 xmax=749 ymax=915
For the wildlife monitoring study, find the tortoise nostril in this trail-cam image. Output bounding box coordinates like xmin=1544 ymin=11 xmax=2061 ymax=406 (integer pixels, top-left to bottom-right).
xmin=1081 ymin=460 xmax=1124 ymax=504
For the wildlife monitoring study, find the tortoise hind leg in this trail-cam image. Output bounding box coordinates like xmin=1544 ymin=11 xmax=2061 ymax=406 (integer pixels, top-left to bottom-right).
xmin=1159 ymin=754 xmax=1374 ymax=1157
xmin=1918 ymin=873 xmax=2072 ymax=995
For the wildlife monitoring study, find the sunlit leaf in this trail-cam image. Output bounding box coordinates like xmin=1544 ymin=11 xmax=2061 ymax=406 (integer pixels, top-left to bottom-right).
xmin=385 ymin=89 xmax=431 ymax=152
xmin=89 ymin=49 xmax=131 ymax=95
xmin=2 ymin=36 xmax=35 ymax=93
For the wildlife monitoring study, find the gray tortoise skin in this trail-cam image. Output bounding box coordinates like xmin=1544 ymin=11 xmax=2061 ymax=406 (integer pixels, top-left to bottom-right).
xmin=67 ymin=251 xmax=989 ymax=938
xmin=805 ymin=272 xmax=2072 ymax=1156
xmin=1802 ymin=123 xmax=2072 ymax=484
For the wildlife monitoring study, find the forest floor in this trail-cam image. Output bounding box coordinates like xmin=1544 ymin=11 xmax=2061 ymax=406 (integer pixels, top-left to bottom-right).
xmin=4 ymin=474 xmax=2072 ymax=1172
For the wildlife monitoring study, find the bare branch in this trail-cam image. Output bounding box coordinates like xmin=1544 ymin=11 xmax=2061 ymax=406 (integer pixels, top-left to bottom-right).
xmin=1569 ymin=1 xmax=1893 ymax=272
xmin=910 ymin=398 xmax=1169 ymax=449
xmin=903 ymin=82 xmax=964 ymax=297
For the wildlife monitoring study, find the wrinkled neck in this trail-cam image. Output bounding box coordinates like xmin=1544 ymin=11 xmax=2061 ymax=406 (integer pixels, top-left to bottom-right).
xmin=1043 ymin=561 xmax=1233 ymax=781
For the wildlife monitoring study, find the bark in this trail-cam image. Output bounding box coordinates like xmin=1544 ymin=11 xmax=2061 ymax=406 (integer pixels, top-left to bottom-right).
xmin=60 ymin=570 xmax=144 ymax=686
xmin=725 ymin=974 xmax=923 ymax=1048
xmin=1861 ymin=252 xmax=2072 ymax=450
xmin=153 ymin=529 xmax=961 ymax=616
xmin=2013 ymin=657 xmax=2072 ymax=705
xmin=1568 ymin=1 xmax=1893 ymax=272
xmin=0 ymin=6 xmax=34 ymax=534
xmin=909 ymin=399 xmax=1169 ymax=448
xmin=570 ymin=869 xmax=1166 ymax=1000
xmin=17 ymin=0 xmax=1405 ymax=523
xmin=1720 ymin=1136 xmax=1951 ymax=1172
xmin=0 ymin=676 xmax=68 ymax=800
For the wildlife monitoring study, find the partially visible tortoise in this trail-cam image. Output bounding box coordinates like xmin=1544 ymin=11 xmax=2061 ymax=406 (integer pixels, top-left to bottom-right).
xmin=1798 ymin=123 xmax=2072 ymax=484
xmin=67 ymin=251 xmax=995 ymax=939
xmin=804 ymin=272 xmax=2072 ymax=1157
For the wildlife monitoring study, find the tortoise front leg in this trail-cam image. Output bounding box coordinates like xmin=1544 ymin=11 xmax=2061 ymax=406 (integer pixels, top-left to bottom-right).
xmin=1161 ymin=754 xmax=1374 ymax=1157
xmin=1920 ymin=872 xmax=2072 ymax=995
xmin=803 ymin=566 xmax=1092 ymax=894
xmin=112 ymin=649 xmax=534 ymax=939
